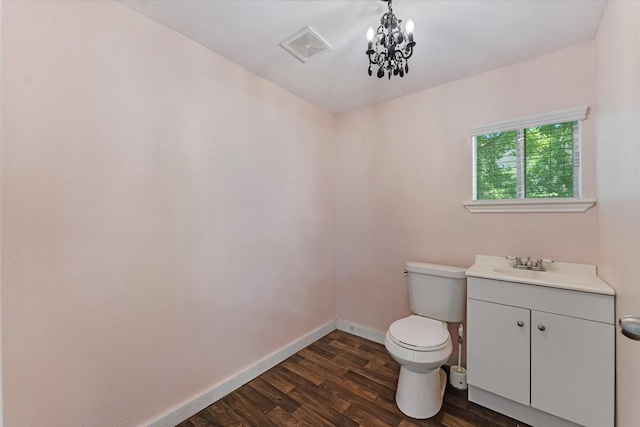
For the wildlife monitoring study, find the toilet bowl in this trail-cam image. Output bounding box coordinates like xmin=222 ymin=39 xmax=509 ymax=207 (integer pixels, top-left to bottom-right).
xmin=385 ymin=262 xmax=467 ymax=419
xmin=385 ymin=315 xmax=453 ymax=419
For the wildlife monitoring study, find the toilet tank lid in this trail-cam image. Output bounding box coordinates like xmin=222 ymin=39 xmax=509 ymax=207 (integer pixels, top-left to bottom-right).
xmin=406 ymin=262 xmax=467 ymax=279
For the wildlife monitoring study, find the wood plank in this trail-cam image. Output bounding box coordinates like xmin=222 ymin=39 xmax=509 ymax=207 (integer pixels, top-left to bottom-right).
xmin=328 ymin=329 xmax=368 ymax=348
xmin=337 ymin=348 xmax=370 ymax=366
xmin=220 ymin=391 xmax=280 ymax=427
xmin=260 ymin=368 xmax=295 ymax=394
xmin=305 ymin=340 xmax=339 ymax=360
xmin=298 ymin=348 xmax=349 ymax=375
xmin=290 ymin=405 xmax=335 ymax=427
xmin=247 ymin=376 xmax=300 ymax=414
xmin=271 ymin=363 xmax=321 ymax=391
xmin=344 ymin=367 xmax=397 ymax=400
xmin=358 ymin=364 xmax=405 ymax=388
xmin=235 ymin=382 xmax=278 ymax=414
xmin=323 ymin=378 xmax=400 ymax=419
xmin=280 ymin=360 xmax=325 ymax=386
xmin=182 ymin=409 xmax=223 ymax=427
xmin=343 ymin=401 xmax=402 ymax=427
xmin=442 ymin=412 xmax=476 ymax=427
xmin=323 ymin=373 xmax=379 ymax=402
xmin=299 ymin=356 xmax=345 ymax=382
xmin=306 ymin=381 xmax=352 ymax=413
xmin=398 ymin=418 xmax=433 ymax=427
xmin=327 ymin=337 xmax=367 ymax=356
xmin=287 ymin=386 xmax=359 ymax=427
xmin=203 ymin=400 xmax=252 ymax=427
xmin=266 ymin=406 xmax=307 ymax=427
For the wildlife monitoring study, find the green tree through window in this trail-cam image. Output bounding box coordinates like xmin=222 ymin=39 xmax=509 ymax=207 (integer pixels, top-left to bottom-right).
xmin=476 ymin=131 xmax=517 ymax=199
xmin=525 ymin=123 xmax=574 ymax=198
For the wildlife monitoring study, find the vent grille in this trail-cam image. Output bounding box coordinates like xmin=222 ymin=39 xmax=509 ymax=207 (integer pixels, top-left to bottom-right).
xmin=280 ymin=26 xmax=333 ymax=63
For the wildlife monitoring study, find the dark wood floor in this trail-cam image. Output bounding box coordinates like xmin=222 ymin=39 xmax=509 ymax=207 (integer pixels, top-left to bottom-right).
xmin=178 ymin=330 xmax=529 ymax=427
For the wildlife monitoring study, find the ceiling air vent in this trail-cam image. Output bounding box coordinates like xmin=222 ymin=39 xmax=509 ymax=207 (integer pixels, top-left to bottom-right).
xmin=280 ymin=26 xmax=333 ymax=63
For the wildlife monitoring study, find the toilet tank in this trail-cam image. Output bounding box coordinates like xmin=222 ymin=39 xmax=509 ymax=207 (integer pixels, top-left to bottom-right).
xmin=406 ymin=261 xmax=467 ymax=322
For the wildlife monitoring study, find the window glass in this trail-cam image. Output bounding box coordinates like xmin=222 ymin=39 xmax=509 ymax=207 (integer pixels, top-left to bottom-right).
xmin=476 ymin=131 xmax=517 ymax=200
xmin=524 ymin=122 xmax=573 ymax=198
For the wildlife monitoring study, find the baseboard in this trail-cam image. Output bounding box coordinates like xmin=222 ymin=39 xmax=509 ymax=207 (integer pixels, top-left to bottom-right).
xmin=145 ymin=320 xmax=336 ymax=427
xmin=468 ymin=386 xmax=582 ymax=427
xmin=335 ymin=319 xmax=386 ymax=344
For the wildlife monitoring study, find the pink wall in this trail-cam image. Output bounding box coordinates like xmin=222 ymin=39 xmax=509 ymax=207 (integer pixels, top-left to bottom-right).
xmin=594 ymin=2 xmax=640 ymax=426
xmin=335 ymin=42 xmax=598 ymax=336
xmin=2 ymin=2 xmax=336 ymax=426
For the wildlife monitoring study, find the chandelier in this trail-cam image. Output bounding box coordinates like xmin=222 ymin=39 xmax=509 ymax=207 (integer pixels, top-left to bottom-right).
xmin=366 ymin=0 xmax=415 ymax=79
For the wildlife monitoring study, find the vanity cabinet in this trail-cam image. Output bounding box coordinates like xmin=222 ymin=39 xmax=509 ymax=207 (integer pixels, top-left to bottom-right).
xmin=467 ymin=276 xmax=615 ymax=427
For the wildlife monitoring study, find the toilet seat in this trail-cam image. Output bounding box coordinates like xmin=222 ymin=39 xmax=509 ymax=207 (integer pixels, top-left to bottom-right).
xmin=388 ymin=315 xmax=450 ymax=352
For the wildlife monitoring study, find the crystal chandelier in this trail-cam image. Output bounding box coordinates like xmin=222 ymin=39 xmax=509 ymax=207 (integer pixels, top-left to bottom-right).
xmin=366 ymin=0 xmax=415 ymax=79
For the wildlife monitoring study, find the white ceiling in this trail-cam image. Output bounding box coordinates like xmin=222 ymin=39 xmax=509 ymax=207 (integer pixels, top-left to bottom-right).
xmin=119 ymin=0 xmax=606 ymax=115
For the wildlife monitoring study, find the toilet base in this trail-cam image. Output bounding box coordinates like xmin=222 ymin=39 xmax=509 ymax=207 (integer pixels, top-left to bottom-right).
xmin=395 ymin=367 xmax=447 ymax=419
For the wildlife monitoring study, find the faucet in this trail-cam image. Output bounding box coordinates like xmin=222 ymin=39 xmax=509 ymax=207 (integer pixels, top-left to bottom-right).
xmin=506 ymin=256 xmax=553 ymax=271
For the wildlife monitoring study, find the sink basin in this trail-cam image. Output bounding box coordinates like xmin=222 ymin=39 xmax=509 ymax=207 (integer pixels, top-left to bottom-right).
xmin=491 ymin=268 xmax=589 ymax=285
xmin=465 ymin=255 xmax=614 ymax=295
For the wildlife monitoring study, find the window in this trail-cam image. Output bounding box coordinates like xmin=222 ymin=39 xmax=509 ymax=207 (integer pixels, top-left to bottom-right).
xmin=464 ymin=106 xmax=596 ymax=213
xmin=475 ymin=121 xmax=577 ymax=200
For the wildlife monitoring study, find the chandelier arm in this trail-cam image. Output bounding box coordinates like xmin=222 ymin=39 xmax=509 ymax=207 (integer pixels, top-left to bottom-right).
xmin=367 ymin=49 xmax=384 ymax=66
xmin=399 ymin=43 xmax=415 ymax=60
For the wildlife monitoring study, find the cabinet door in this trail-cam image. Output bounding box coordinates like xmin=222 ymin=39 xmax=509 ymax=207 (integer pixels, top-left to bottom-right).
xmin=531 ymin=311 xmax=614 ymax=427
xmin=467 ymin=299 xmax=530 ymax=405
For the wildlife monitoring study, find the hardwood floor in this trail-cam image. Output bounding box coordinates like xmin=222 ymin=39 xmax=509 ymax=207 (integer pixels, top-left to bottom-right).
xmin=177 ymin=330 xmax=530 ymax=427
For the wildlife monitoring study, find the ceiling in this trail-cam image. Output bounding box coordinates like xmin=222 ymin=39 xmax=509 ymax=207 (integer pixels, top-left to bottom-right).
xmin=119 ymin=0 xmax=607 ymax=115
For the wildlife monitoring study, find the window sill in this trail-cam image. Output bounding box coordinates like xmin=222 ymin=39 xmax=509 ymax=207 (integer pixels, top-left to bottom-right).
xmin=463 ymin=198 xmax=596 ymax=213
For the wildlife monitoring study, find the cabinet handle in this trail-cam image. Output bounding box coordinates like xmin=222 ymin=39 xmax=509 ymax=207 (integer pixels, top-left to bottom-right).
xmin=517 ymin=320 xmax=524 ymax=327
xmin=538 ymin=324 xmax=546 ymax=331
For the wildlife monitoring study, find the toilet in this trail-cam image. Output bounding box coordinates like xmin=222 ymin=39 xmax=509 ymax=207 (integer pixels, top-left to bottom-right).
xmin=385 ymin=261 xmax=467 ymax=419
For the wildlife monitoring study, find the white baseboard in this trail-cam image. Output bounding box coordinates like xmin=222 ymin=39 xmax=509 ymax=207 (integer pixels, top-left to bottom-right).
xmin=335 ymin=319 xmax=386 ymax=344
xmin=469 ymin=386 xmax=581 ymax=427
xmin=146 ymin=320 xmax=336 ymax=427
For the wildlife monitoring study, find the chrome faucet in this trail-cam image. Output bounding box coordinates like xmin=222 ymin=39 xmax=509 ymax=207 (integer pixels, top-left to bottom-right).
xmin=506 ymin=256 xmax=553 ymax=271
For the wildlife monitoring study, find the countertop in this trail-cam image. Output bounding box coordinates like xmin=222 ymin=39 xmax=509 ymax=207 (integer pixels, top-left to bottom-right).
xmin=465 ymin=255 xmax=615 ymax=295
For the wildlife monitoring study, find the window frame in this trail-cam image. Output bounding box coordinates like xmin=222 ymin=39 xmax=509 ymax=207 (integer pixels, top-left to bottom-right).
xmin=464 ymin=106 xmax=596 ymax=213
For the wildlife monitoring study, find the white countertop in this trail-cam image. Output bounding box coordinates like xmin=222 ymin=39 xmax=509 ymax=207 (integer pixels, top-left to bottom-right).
xmin=465 ymin=255 xmax=615 ymax=295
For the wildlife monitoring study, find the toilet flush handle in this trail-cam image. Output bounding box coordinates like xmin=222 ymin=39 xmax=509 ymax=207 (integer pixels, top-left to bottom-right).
xmin=404 ymin=269 xmax=408 ymax=277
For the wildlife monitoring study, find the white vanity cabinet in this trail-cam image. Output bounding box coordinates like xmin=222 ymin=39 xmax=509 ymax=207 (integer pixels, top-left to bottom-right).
xmin=466 ymin=256 xmax=615 ymax=427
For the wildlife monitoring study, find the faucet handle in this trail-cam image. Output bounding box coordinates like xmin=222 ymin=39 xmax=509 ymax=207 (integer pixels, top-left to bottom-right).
xmin=506 ymin=256 xmax=523 ymax=265
xmin=535 ymin=258 xmax=553 ymax=271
